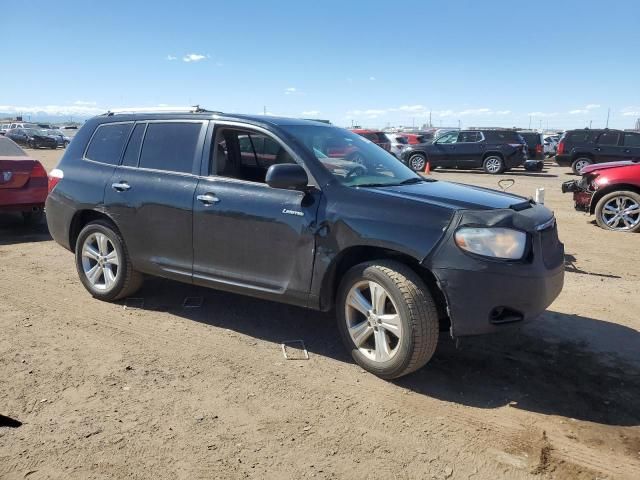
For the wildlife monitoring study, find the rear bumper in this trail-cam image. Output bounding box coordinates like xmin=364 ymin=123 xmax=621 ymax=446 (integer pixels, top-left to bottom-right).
xmin=555 ymin=154 xmax=572 ymax=166
xmin=0 ymin=187 xmax=47 ymax=212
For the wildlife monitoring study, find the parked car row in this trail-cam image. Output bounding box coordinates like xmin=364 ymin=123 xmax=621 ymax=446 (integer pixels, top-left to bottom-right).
xmin=2 ymin=126 xmax=71 ymax=148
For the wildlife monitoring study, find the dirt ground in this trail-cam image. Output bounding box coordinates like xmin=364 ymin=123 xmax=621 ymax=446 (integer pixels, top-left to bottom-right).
xmin=1 ymin=148 xmax=639 ymax=479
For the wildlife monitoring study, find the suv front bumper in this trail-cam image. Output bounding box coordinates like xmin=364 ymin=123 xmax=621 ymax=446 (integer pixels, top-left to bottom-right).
xmin=423 ymin=207 xmax=564 ymax=337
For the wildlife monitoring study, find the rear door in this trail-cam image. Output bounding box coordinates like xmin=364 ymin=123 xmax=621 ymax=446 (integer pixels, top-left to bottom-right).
xmin=594 ymin=131 xmax=622 ymax=163
xmin=103 ymin=120 xmax=206 ymax=281
xmin=622 ymin=132 xmax=640 ymax=161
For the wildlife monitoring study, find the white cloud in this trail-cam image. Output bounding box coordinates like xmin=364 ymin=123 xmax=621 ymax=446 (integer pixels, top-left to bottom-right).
xmin=166 ymin=55 xmax=177 ymax=61
xmin=0 ymin=104 xmax=105 ymax=116
xmin=74 ymin=100 xmax=97 ymax=106
xmin=285 ymin=87 xmax=297 ymax=94
xmin=369 ymin=76 xmax=376 ymax=81
xmin=495 ymin=110 xmax=511 ymax=115
xmin=621 ymin=106 xmax=640 ymax=116
xmin=527 ymin=111 xmax=558 ymax=117
xmin=569 ymin=104 xmax=600 ymax=114
xmin=183 ymin=53 xmax=206 ymax=62
xmin=345 ymin=105 xmax=512 ymax=120
xmin=302 ymin=110 xmax=320 ymax=116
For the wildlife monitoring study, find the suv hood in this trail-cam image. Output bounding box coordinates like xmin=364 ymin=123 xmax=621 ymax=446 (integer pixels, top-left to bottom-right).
xmin=582 ymin=161 xmax=635 ymax=174
xmin=362 ymin=180 xmax=528 ymax=211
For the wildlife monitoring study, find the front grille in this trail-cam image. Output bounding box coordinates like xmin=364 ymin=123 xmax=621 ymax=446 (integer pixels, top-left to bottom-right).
xmin=540 ymin=224 xmax=563 ymax=269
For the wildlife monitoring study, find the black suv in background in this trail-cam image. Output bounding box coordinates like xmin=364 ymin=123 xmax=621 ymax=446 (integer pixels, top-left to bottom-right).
xmin=556 ymin=128 xmax=640 ymax=174
xmin=46 ymin=110 xmax=564 ymax=379
xmin=400 ymin=129 xmax=527 ymax=174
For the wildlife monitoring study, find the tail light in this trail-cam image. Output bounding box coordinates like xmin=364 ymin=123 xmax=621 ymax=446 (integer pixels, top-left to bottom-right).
xmin=48 ymin=168 xmax=64 ymax=194
xmin=557 ymin=140 xmax=565 ymax=155
xmin=31 ymin=161 xmax=48 ymax=178
xmin=535 ymin=144 xmax=543 ymax=155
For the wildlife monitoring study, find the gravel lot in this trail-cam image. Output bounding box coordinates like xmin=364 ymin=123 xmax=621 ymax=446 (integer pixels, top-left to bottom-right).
xmin=1 ymin=148 xmax=639 ymax=479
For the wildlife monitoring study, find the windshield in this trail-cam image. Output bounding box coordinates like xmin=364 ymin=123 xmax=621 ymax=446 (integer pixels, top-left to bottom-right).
xmin=25 ymin=128 xmax=50 ymax=136
xmin=282 ymin=125 xmax=422 ymax=187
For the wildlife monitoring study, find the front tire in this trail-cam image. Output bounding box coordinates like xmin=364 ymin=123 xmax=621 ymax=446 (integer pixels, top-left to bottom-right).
xmin=572 ymin=157 xmax=592 ymax=175
xmin=75 ymin=220 xmax=143 ymax=301
xmin=408 ymin=153 xmax=427 ymax=172
xmin=483 ymin=155 xmax=505 ymax=174
xmin=336 ymin=260 xmax=439 ymax=379
xmin=595 ymin=191 xmax=640 ymax=233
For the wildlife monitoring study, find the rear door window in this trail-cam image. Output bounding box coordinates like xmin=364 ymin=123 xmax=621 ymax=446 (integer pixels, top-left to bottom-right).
xmin=457 ymin=131 xmax=480 ymax=143
xmin=85 ymin=123 xmax=133 ymax=165
xmin=567 ymin=131 xmax=590 ymax=143
xmin=596 ymin=132 xmax=620 ymax=146
xmin=623 ymin=132 xmax=640 ymax=147
xmin=484 ymin=131 xmax=522 ymax=143
xmin=138 ymin=122 xmax=203 ymax=174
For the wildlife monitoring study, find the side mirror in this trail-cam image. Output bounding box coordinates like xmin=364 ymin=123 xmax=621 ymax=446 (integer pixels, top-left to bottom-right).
xmin=265 ymin=163 xmax=308 ymax=190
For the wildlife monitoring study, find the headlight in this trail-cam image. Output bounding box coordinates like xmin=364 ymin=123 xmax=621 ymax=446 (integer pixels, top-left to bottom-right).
xmin=454 ymin=227 xmax=527 ymax=260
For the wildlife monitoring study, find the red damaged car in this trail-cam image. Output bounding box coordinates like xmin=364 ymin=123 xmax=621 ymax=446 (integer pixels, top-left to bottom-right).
xmin=562 ymin=160 xmax=640 ymax=232
xmin=0 ymin=137 xmax=48 ymax=224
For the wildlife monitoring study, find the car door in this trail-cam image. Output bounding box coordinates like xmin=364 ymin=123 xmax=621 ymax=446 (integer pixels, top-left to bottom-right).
xmin=622 ymin=132 xmax=640 ymax=161
xmin=453 ymin=131 xmax=483 ymax=168
xmin=594 ymin=131 xmax=622 ymax=163
xmin=192 ymin=123 xmax=321 ymax=305
xmin=427 ymin=131 xmax=457 ymax=167
xmin=103 ymin=120 xmax=206 ymax=282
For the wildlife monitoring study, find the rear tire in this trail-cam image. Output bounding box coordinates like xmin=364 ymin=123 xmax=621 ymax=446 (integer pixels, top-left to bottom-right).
xmin=572 ymin=157 xmax=592 ymax=175
xmin=336 ymin=260 xmax=439 ymax=379
xmin=75 ymin=220 xmax=143 ymax=301
xmin=483 ymin=155 xmax=505 ymax=174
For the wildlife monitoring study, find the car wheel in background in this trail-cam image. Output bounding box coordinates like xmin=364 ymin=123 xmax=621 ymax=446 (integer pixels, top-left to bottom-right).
xmin=336 ymin=260 xmax=439 ymax=379
xmin=75 ymin=220 xmax=144 ymax=301
xmin=22 ymin=210 xmax=44 ymax=225
xmin=408 ymin=153 xmax=427 ymax=172
xmin=572 ymin=157 xmax=592 ymax=175
xmin=483 ymin=155 xmax=505 ymax=174
xmin=594 ymin=191 xmax=640 ymax=233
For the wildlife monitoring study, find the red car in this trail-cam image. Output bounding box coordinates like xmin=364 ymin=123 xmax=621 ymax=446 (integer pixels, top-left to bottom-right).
xmin=350 ymin=129 xmax=391 ymax=152
xmin=0 ymin=137 xmax=48 ymax=224
xmin=562 ymin=160 xmax=640 ymax=232
xmin=399 ymin=133 xmax=433 ymax=145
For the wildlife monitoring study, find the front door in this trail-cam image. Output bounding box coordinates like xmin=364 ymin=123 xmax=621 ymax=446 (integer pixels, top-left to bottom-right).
xmin=452 ymin=131 xmax=483 ymax=168
xmin=428 ymin=131 xmax=458 ymax=168
xmin=192 ymin=125 xmax=320 ymax=304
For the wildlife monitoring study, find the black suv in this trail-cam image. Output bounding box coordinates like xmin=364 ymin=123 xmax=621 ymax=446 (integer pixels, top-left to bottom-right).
xmin=400 ymin=129 xmax=527 ymax=174
xmin=46 ymin=110 xmax=564 ymax=379
xmin=556 ymin=128 xmax=640 ymax=174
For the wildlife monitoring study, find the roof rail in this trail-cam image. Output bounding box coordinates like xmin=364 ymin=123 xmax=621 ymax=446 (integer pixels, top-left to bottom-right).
xmin=102 ymin=105 xmax=221 ymax=116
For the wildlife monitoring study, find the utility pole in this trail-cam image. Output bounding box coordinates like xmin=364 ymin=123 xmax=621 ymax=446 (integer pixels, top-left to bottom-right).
xmin=429 ymin=110 xmax=432 ymax=128
xmin=457 ymin=119 xmax=461 ymax=129
xmin=528 ymin=115 xmax=532 ymax=129
xmin=589 ymin=120 xmax=592 ymax=128
xmin=539 ymin=120 xmax=542 ymax=130
xmin=263 ymin=106 xmax=266 ymax=115
xmin=606 ymin=107 xmax=610 ymax=128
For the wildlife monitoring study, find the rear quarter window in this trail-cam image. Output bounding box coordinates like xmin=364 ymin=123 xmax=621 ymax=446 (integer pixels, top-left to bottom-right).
xmin=85 ymin=123 xmax=133 ymax=165
xmin=596 ymin=131 xmax=620 ymax=146
xmin=484 ymin=131 xmax=522 ymax=143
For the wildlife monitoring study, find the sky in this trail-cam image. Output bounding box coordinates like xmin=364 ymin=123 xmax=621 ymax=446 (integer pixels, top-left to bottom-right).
xmin=2 ymin=0 xmax=639 ymax=130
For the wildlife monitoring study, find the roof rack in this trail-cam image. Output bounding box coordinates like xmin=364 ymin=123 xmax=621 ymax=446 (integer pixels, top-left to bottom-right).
xmin=102 ymin=105 xmax=222 ymax=116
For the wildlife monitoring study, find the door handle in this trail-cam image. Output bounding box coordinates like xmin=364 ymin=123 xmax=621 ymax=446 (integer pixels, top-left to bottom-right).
xmin=197 ymin=193 xmax=220 ymax=205
xmin=112 ymin=182 xmax=131 ymax=192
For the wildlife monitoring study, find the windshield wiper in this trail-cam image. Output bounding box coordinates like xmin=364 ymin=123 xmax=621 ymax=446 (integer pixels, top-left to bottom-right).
xmin=355 ymin=182 xmax=393 ymax=188
xmin=397 ymin=177 xmax=425 ymax=185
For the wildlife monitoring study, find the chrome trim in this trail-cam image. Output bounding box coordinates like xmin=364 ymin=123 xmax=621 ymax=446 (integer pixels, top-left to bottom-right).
xmin=536 ymin=217 xmax=556 ymax=231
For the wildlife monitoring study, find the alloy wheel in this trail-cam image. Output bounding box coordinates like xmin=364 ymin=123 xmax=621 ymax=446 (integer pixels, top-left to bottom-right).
xmin=345 ymin=280 xmax=402 ymax=362
xmin=409 ymin=155 xmax=426 ymax=171
xmin=601 ymin=195 xmax=640 ymax=231
xmin=81 ymin=232 xmax=120 ymax=291
xmin=485 ymin=157 xmax=502 ymax=173
xmin=574 ymin=159 xmax=591 ymax=173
